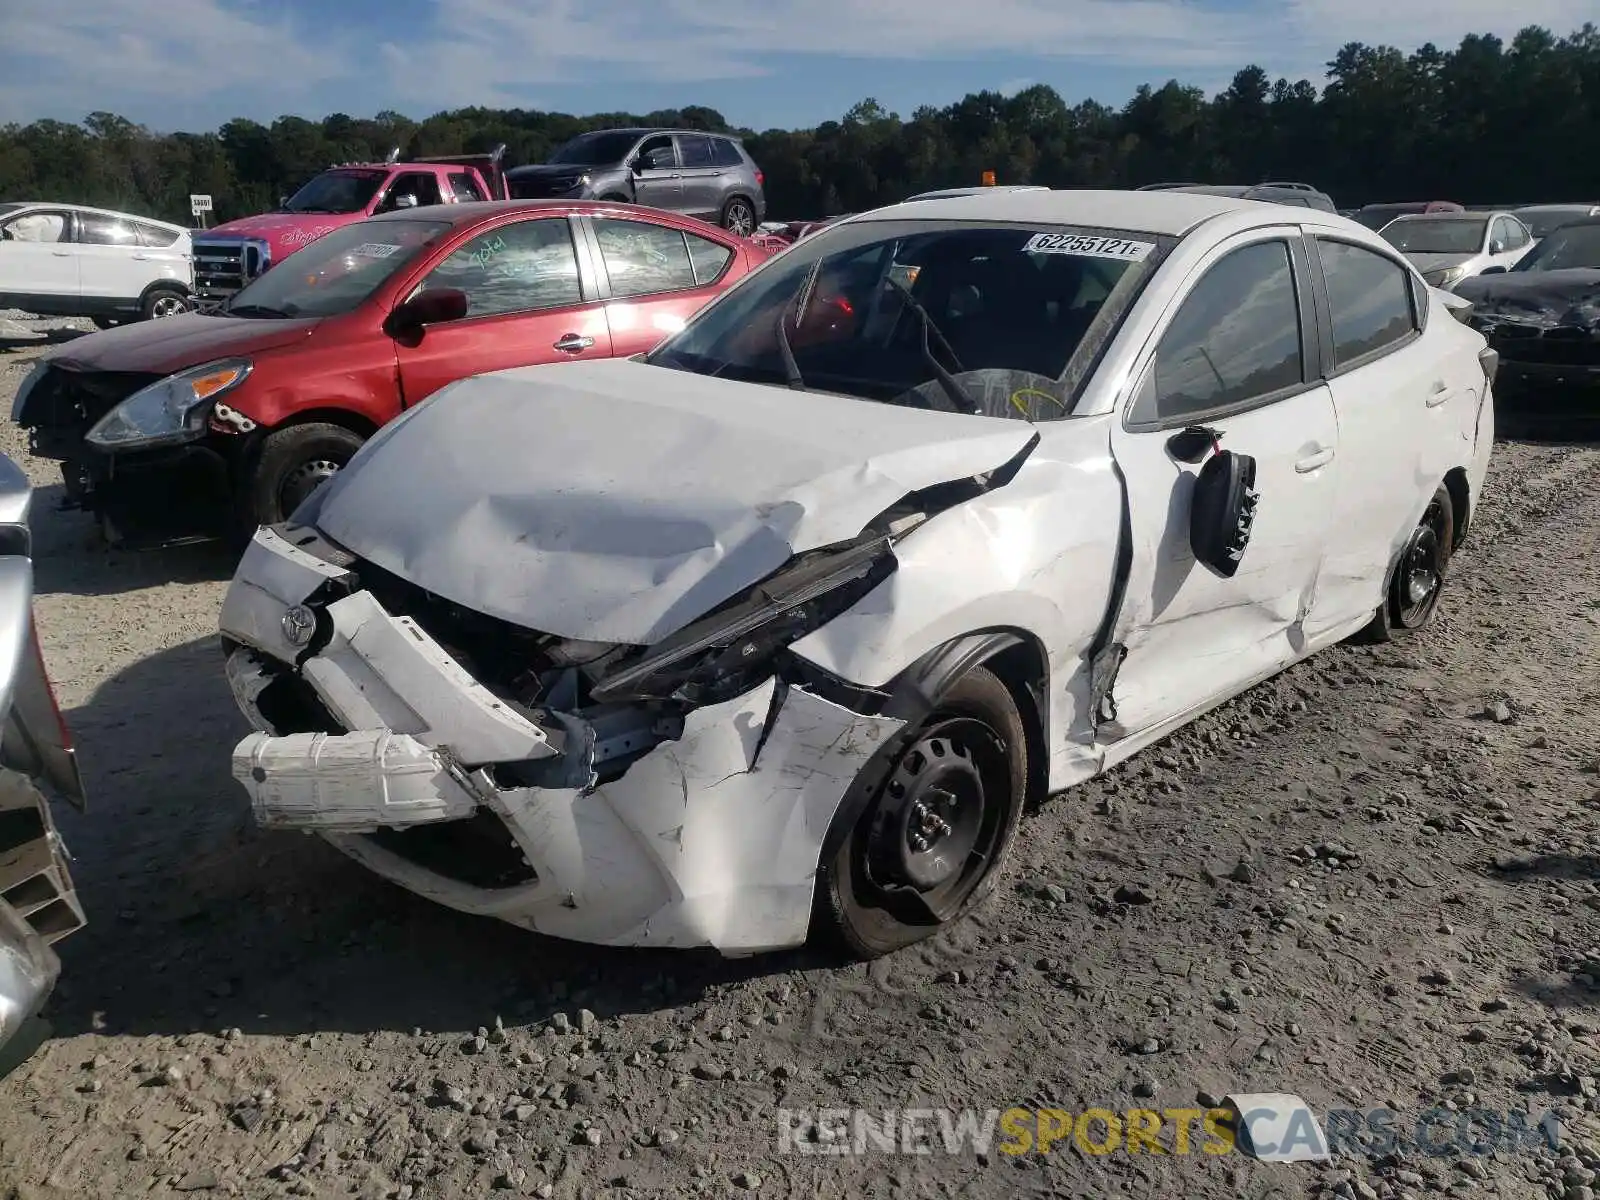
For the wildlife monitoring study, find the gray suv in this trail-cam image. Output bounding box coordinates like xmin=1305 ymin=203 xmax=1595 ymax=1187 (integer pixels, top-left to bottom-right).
xmin=507 ymin=128 xmax=767 ymax=235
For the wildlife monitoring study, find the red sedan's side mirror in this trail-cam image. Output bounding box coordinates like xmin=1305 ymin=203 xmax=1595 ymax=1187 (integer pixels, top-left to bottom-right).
xmin=386 ymin=288 xmax=469 ymax=339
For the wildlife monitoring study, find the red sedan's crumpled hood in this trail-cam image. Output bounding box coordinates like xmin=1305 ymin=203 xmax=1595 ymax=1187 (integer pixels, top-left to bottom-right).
xmin=46 ymin=312 xmax=321 ymax=376
xmin=202 ymin=212 xmax=360 ymax=259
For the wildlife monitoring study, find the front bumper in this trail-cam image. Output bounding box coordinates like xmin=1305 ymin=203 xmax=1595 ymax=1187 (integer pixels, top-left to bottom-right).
xmin=220 ymin=527 xmax=905 ymax=954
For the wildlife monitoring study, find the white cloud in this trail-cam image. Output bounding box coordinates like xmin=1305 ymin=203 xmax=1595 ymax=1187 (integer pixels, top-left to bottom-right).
xmin=0 ymin=0 xmax=1594 ymax=126
xmin=0 ymin=0 xmax=346 ymax=125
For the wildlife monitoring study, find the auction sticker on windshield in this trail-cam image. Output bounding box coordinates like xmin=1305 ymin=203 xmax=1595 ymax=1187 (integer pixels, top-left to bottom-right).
xmin=1023 ymin=233 xmax=1153 ymax=261
xmin=351 ymin=243 xmax=401 ymax=258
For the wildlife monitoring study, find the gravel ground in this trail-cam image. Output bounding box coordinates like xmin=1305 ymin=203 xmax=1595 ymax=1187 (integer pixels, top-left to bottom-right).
xmin=0 ymin=317 xmax=1597 ymax=1200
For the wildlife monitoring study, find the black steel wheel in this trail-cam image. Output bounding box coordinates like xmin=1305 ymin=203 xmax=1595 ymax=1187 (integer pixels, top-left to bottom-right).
xmin=1356 ymin=483 xmax=1456 ymax=643
xmin=815 ymin=665 xmax=1028 ymax=959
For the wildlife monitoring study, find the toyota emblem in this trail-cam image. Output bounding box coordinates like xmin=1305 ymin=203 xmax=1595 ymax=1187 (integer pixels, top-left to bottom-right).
xmin=281 ymin=604 xmax=316 ymax=646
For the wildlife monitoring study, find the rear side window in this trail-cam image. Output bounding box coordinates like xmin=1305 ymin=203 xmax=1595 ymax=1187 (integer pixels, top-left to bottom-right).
xmin=685 ymin=232 xmax=733 ymax=284
xmin=1150 ymin=239 xmax=1304 ymax=421
xmin=1314 ymin=240 xmax=1417 ymax=367
xmin=594 ymin=218 xmax=699 ymax=297
xmin=678 ymin=135 xmax=716 ymax=168
xmin=134 ymin=221 xmax=181 ymax=248
xmin=710 ymin=138 xmax=744 ymax=168
xmin=448 ymin=173 xmax=486 ymax=202
xmin=76 ymin=215 xmax=139 ymax=245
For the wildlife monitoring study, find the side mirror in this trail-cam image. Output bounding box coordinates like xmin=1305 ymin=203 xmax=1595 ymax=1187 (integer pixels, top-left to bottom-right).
xmin=1488 ymin=239 xmax=1506 ymax=255
xmin=1480 ymin=265 xmax=1507 ymax=275
xmin=278 ymin=195 xmax=289 ymax=208
xmin=0 ymin=228 xmax=11 ymax=242
xmin=386 ymin=288 xmax=468 ymax=339
xmin=1189 ymin=449 xmax=1260 ymax=578
xmin=628 ymin=157 xmax=644 ymax=175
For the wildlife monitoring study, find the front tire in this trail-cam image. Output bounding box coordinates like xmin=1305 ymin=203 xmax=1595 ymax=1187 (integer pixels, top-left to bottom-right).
xmin=721 ymin=196 xmax=756 ymax=237
xmin=239 ymin=422 xmax=365 ymax=536
xmin=1357 ymin=484 xmax=1455 ymax=643
xmin=814 ymin=665 xmax=1028 ymax=959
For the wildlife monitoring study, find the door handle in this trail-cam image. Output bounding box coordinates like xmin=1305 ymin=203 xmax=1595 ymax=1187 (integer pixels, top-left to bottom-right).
xmin=553 ymin=333 xmax=594 ymax=353
xmin=51 ymin=250 xmax=71 ymax=257
xmin=1425 ymin=382 xmax=1453 ymax=408
xmin=669 ymin=173 xmax=682 ymax=179
xmin=1295 ymin=446 xmax=1335 ymax=473
xmin=131 ymin=253 xmax=151 ymax=260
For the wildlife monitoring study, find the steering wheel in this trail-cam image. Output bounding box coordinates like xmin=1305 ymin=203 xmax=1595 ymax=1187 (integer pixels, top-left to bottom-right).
xmin=890 ymin=368 xmax=1071 ymax=420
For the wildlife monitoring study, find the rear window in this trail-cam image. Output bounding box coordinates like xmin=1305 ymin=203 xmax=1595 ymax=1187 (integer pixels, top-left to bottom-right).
xmin=448 ymin=172 xmax=486 ymax=202
xmin=135 ymin=221 xmax=181 ymax=248
xmin=649 ymin=220 xmax=1167 ymax=419
xmin=710 ymin=138 xmax=744 ymax=168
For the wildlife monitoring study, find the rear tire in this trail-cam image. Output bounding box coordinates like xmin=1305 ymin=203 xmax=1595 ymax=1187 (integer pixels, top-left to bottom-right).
xmin=141 ymin=286 xmax=189 ymax=321
xmin=91 ymin=316 xmax=118 ymax=330
xmin=1356 ymin=484 xmax=1455 ymax=643
xmin=721 ymin=196 xmax=756 ymax=237
xmin=814 ymin=665 xmax=1028 ymax=959
xmin=239 ymin=422 xmax=365 ymax=537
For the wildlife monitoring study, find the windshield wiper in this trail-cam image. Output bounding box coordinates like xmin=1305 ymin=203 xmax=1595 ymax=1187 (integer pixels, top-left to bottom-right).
xmin=883 ymin=276 xmax=979 ymax=415
xmin=225 ymin=303 xmax=289 ymax=319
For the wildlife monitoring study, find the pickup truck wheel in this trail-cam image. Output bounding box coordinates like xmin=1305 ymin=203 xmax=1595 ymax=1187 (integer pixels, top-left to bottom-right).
xmin=721 ymin=197 xmax=756 ymax=237
xmin=1357 ymin=484 xmax=1455 ymax=643
xmin=242 ymin=422 xmax=366 ymax=534
xmin=91 ymin=316 xmax=119 ymax=330
xmin=815 ymin=665 xmax=1027 ymax=959
xmin=141 ymin=286 xmax=190 ymax=320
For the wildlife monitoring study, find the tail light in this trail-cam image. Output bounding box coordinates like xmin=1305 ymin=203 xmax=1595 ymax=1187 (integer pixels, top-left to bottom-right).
xmin=755 ymin=170 xmax=765 ymax=188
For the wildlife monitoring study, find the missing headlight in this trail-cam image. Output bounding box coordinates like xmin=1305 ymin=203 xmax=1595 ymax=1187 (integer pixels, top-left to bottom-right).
xmin=590 ymin=534 xmax=897 ymax=706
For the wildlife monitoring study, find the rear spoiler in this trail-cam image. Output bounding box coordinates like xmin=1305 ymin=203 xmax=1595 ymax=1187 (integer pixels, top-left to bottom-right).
xmin=410 ymin=144 xmax=511 ymax=200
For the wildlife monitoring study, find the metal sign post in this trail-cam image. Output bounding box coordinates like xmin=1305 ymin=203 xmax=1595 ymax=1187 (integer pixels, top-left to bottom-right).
xmin=189 ymin=194 xmax=213 ymax=228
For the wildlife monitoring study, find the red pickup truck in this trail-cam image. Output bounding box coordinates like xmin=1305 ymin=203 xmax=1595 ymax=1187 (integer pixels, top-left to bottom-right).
xmin=14 ymin=201 xmax=772 ymax=547
xmin=190 ymin=147 xmax=509 ymax=308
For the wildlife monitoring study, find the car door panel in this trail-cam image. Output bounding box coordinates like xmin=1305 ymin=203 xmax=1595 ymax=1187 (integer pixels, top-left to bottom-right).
xmin=394 ymin=215 xmax=613 ymax=407
xmin=0 ymin=211 xmax=78 ymax=305
xmin=73 ymin=212 xmax=152 ymax=307
xmin=630 ymin=135 xmax=682 ymax=212
xmin=1305 ymin=235 xmax=1484 ymax=636
xmin=586 ymin=216 xmax=731 ymax=356
xmin=1099 ymin=231 xmax=1339 ymax=739
xmin=673 ymin=134 xmax=723 ymax=219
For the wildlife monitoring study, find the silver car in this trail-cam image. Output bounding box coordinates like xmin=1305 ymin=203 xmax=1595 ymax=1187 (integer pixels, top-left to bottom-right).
xmin=1379 ymin=210 xmax=1535 ymax=290
xmin=1512 ymin=203 xmax=1600 ymax=241
xmin=0 ymin=452 xmax=87 ymax=1079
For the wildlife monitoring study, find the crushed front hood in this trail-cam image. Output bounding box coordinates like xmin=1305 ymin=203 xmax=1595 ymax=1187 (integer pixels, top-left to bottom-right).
xmin=1456 ymin=268 xmax=1600 ymax=329
xmin=311 ymin=358 xmax=1035 ymax=644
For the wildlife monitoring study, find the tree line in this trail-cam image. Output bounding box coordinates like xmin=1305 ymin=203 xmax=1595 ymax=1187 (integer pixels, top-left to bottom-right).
xmin=2 ymin=24 xmax=1597 ymax=225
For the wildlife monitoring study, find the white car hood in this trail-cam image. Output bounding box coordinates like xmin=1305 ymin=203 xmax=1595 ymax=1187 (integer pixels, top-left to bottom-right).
xmin=311 ymin=358 xmax=1036 ymax=644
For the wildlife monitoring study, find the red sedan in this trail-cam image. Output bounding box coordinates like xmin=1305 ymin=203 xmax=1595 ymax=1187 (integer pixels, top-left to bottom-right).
xmin=14 ymin=201 xmax=772 ymax=546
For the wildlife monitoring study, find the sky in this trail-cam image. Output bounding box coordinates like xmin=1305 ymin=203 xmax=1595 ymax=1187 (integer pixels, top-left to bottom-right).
xmin=1 ymin=0 xmax=1595 ymax=134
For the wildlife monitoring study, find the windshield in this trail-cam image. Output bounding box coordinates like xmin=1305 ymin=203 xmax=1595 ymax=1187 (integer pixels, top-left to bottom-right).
xmin=1381 ymin=218 xmax=1486 ymax=255
xmin=220 ymin=218 xmax=451 ymax=319
xmin=1518 ymin=210 xmax=1592 ymax=240
xmin=282 ymin=169 xmax=387 ymax=214
xmin=546 ymin=131 xmax=641 ymax=167
xmin=647 ymin=219 xmax=1167 ymax=419
xmin=1511 ymin=224 xmax=1600 ymax=272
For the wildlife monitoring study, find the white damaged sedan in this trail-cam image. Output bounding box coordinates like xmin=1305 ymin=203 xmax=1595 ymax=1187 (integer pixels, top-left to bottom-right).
xmin=219 ymin=189 xmax=1497 ymax=959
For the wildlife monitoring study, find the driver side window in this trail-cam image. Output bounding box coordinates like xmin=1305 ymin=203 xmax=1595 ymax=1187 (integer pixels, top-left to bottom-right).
xmin=636 ymin=135 xmax=676 ymax=172
xmin=416 ymin=218 xmax=583 ymax=318
xmin=378 ymin=172 xmax=443 ymax=213
xmin=1134 ymin=239 xmax=1305 ymax=428
xmin=2 ymin=211 xmax=68 ymax=243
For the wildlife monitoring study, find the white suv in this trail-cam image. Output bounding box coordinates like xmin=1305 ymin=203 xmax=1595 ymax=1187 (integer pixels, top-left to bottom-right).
xmin=0 ymin=202 xmax=193 ymax=327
